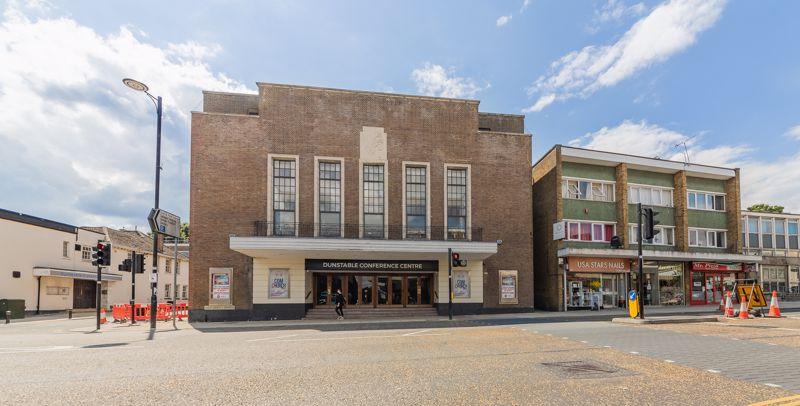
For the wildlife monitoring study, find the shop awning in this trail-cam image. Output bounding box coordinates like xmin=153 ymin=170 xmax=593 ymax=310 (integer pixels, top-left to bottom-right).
xmin=229 ymin=237 xmax=498 ymax=261
xmin=557 ymin=247 xmax=762 ymax=263
xmin=32 ymin=267 xmax=123 ymax=282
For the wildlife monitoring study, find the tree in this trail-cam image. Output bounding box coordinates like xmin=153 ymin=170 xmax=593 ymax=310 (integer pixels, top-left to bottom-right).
xmin=180 ymin=222 xmax=190 ymax=240
xmin=747 ymin=203 xmax=784 ymax=214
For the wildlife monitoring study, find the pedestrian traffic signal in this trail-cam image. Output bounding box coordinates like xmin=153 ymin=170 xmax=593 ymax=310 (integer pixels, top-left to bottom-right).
xmin=91 ymin=242 xmax=111 ymax=267
xmin=643 ymin=208 xmax=660 ymax=241
xmin=451 ymin=252 xmax=467 ymax=267
xmin=118 ymin=258 xmax=132 ymax=272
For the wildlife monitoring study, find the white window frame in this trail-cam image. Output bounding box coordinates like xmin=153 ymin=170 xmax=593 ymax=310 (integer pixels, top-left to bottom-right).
xmin=182 ymin=285 xmax=188 ymax=300
xmin=687 ymin=190 xmax=726 ymax=212
xmin=314 ymin=156 xmax=345 ymax=237
xmin=164 ymin=283 xmax=172 ymax=300
xmin=561 ymin=177 xmax=615 ymax=202
xmin=81 ymin=245 xmax=92 ymax=261
xmin=402 ymin=161 xmax=431 ymax=240
xmin=62 ymin=241 xmax=70 ymax=258
xmin=628 ymin=183 xmax=674 ymax=207
xmin=359 ymin=160 xmax=389 ymax=239
xmin=267 ymin=153 xmax=300 ymax=237
xmin=688 ymin=227 xmax=727 ymax=248
xmin=629 ymin=224 xmax=676 ymax=246
xmin=564 ymin=220 xmax=616 ymax=242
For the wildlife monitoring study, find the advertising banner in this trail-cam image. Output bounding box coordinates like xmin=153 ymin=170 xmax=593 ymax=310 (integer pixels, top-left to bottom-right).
xmin=454 ymin=271 xmax=470 ymax=298
xmin=211 ymin=273 xmax=230 ymax=300
xmin=269 ymin=269 xmax=290 ymax=298
xmin=499 ymin=270 xmax=518 ymax=304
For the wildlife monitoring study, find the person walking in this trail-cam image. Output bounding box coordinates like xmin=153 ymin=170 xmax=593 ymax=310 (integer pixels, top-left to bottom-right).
xmin=334 ymin=288 xmax=345 ymax=320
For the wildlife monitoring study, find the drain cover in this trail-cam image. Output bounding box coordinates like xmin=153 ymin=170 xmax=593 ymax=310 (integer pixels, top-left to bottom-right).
xmin=540 ymin=360 xmax=634 ymax=379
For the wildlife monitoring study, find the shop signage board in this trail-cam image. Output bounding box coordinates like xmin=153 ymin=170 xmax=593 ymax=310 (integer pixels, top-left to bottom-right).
xmin=692 ymin=262 xmax=743 ymax=272
xmin=568 ymin=257 xmax=630 ymax=273
xmin=305 ymin=259 xmax=438 ymax=273
xmin=269 ymin=269 xmax=290 ymax=298
xmin=552 ymin=222 xmax=566 ymax=240
xmin=499 ymin=270 xmax=518 ymax=304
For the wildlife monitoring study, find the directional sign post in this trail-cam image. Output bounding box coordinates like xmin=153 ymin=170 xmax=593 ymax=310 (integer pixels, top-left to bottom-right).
xmin=148 ymin=209 xmax=181 ymax=238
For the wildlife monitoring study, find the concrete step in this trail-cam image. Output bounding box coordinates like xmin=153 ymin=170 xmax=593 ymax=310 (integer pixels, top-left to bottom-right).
xmin=304 ymin=307 xmax=438 ymax=320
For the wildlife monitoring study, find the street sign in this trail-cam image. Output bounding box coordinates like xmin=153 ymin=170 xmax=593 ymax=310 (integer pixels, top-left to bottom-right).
xmin=148 ymin=208 xmax=180 ymax=238
xmin=628 ymin=290 xmax=639 ymax=318
xmin=736 ymin=284 xmax=767 ymax=307
xmin=553 ymin=222 xmax=566 ymax=240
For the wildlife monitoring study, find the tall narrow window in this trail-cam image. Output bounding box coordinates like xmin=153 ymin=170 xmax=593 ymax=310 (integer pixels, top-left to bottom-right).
xmin=447 ymin=168 xmax=468 ymax=240
xmin=363 ymin=164 xmax=384 ymax=239
xmin=405 ymin=166 xmax=427 ymax=239
xmin=319 ymin=161 xmax=341 ymax=237
xmin=273 ymin=159 xmax=296 ymax=236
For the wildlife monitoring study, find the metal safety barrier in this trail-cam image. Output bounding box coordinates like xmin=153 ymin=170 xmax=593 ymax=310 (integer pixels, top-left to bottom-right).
xmin=110 ymin=303 xmax=188 ymax=322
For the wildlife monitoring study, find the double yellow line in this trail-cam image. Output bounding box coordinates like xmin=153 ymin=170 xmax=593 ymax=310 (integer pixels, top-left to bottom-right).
xmin=750 ymin=394 xmax=800 ymax=406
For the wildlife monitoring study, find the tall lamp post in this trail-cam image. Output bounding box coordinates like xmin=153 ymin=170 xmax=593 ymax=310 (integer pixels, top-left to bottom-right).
xmin=123 ymin=78 xmax=162 ymax=332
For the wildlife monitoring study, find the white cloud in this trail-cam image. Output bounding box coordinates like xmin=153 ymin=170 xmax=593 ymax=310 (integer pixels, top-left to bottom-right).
xmin=496 ymin=14 xmax=512 ymax=27
xmin=526 ymin=0 xmax=726 ymax=112
xmin=0 ymin=2 xmax=252 ymax=227
xmin=785 ymin=125 xmax=800 ymax=140
xmin=594 ymin=0 xmax=647 ymax=25
xmin=520 ymin=0 xmax=532 ymax=13
xmin=411 ymin=63 xmax=488 ymax=99
xmin=569 ymin=120 xmax=800 ymax=212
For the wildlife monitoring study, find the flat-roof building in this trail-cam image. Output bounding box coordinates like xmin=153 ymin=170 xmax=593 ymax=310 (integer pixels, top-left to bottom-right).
xmin=189 ymin=83 xmax=533 ymax=321
xmin=532 ymin=145 xmax=761 ymax=311
xmin=741 ymin=210 xmax=800 ymax=299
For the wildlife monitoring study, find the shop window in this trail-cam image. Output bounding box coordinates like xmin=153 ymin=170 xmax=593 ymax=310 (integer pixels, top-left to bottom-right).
xmin=319 ymin=161 xmax=342 ymax=237
xmin=762 ymin=266 xmax=787 ymax=293
xmin=561 ymin=178 xmax=614 ymax=202
xmin=273 ymin=159 xmax=297 ymax=236
xmin=687 ymin=191 xmax=725 ymax=211
xmin=789 ymin=266 xmax=799 ymax=294
xmin=405 ymin=166 xmax=427 ymax=239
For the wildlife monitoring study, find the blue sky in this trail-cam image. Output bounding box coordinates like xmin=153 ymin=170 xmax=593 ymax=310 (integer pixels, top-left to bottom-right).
xmin=1 ymin=0 xmax=799 ymax=227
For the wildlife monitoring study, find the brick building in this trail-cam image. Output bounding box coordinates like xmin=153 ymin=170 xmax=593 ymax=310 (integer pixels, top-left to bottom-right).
xmin=741 ymin=210 xmax=800 ymax=300
xmin=532 ymin=145 xmax=761 ymax=311
xmin=189 ymin=83 xmax=532 ymax=321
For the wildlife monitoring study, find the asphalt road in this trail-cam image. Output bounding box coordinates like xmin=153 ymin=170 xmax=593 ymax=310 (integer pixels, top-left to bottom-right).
xmin=0 ymin=316 xmax=796 ymax=405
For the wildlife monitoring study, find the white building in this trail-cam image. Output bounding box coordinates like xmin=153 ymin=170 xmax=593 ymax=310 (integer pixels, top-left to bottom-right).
xmin=0 ymin=208 xmax=188 ymax=314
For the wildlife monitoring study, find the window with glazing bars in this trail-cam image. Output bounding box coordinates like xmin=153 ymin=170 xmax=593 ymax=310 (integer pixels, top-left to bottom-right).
xmin=319 ymin=162 xmax=341 ymax=237
xmin=447 ymin=168 xmax=467 ymax=240
xmin=273 ymin=159 xmax=296 ymax=236
xmin=405 ymin=166 xmax=426 ymax=238
xmin=363 ymin=164 xmax=384 ymax=238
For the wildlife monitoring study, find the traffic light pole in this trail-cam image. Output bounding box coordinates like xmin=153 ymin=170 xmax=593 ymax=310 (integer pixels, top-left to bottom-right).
xmin=637 ymin=203 xmax=645 ymax=320
xmin=96 ymin=263 xmax=102 ymax=330
xmin=130 ymin=250 xmax=136 ymax=325
xmin=448 ymin=247 xmax=453 ymax=321
xmin=149 ymin=95 xmax=163 ymax=333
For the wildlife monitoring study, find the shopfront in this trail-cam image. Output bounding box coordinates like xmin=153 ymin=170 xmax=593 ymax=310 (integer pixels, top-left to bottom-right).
xmin=630 ymin=262 xmax=685 ymax=306
xmin=566 ymin=257 xmax=630 ymax=310
xmin=306 ymin=259 xmax=438 ymax=308
xmin=689 ymin=262 xmax=745 ymax=305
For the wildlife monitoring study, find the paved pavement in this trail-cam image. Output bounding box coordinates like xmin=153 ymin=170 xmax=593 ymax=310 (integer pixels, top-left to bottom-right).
xmin=517 ymin=318 xmax=800 ymax=392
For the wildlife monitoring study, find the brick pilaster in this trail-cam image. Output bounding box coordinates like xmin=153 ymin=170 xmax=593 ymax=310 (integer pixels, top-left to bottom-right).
xmin=725 ymin=168 xmax=742 ymax=253
xmin=673 ymin=171 xmax=689 ymax=251
xmin=615 ymin=163 xmax=628 ymax=245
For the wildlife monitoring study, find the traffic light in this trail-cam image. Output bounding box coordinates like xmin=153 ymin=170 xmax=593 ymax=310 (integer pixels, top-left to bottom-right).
xmin=451 ymin=252 xmax=467 ymax=268
xmin=643 ymin=208 xmax=660 ymax=241
xmin=91 ymin=242 xmax=111 ymax=267
xmin=135 ymin=253 xmax=145 ymax=274
xmin=118 ymin=258 xmax=132 ymax=272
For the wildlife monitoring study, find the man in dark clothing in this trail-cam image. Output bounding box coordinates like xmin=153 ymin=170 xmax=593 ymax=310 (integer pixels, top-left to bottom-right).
xmin=334 ymin=289 xmax=345 ymax=320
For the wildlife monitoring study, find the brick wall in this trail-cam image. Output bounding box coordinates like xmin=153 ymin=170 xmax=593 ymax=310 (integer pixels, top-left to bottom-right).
xmin=615 ymin=163 xmax=628 ymax=246
xmin=725 ymin=168 xmax=742 ymax=253
xmin=532 ymin=147 xmax=562 ymax=310
xmin=673 ymin=170 xmax=689 ymax=251
xmin=190 ymin=83 xmax=533 ymax=312
xmin=478 ymin=113 xmax=525 ymax=133
xmin=203 ymin=91 xmax=259 ymax=115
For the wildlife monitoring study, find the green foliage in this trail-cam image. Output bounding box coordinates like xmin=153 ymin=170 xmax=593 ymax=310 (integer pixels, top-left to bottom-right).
xmin=180 ymin=222 xmax=190 ymax=240
xmin=746 ymin=203 xmax=784 ymax=214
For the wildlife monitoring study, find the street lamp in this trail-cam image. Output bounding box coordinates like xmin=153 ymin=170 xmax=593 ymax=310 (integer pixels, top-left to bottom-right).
xmin=123 ymin=78 xmax=162 ymax=333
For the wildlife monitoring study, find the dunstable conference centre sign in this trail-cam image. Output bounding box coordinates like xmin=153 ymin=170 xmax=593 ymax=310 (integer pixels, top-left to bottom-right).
xmin=305 ymin=259 xmax=439 ymax=273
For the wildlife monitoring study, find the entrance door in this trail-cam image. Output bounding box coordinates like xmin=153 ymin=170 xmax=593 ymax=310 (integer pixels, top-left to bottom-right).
xmin=706 ymin=274 xmax=722 ymax=305
xmin=73 ymin=279 xmax=96 ymax=309
xmin=312 ymin=273 xmax=434 ymax=308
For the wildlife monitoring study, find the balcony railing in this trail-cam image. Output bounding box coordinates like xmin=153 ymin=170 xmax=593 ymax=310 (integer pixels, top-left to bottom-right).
xmin=252 ymin=221 xmax=483 ymax=242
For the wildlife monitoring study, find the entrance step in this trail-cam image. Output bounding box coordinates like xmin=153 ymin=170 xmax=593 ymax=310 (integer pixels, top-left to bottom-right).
xmin=304 ymin=307 xmax=438 ymax=320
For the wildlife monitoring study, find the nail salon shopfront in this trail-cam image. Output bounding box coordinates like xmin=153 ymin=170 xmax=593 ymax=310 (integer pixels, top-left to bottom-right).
xmin=559 ymin=249 xmax=761 ymax=310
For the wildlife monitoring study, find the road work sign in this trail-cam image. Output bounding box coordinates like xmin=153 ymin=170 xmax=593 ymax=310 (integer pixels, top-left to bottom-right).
xmin=628 ymin=290 xmax=639 ymax=318
xmin=737 ymin=284 xmax=767 ymax=307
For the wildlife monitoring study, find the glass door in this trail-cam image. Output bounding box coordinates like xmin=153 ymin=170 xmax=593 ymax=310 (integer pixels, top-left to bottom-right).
xmin=706 ymin=274 xmax=722 ymax=305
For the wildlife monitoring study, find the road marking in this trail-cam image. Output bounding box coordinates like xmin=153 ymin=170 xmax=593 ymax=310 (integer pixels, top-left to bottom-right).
xmin=267 ymin=332 xmax=450 ymax=343
xmin=731 ymin=338 xmax=740 ymax=340
xmin=402 ymin=329 xmax=432 ymax=336
xmin=580 ymin=340 xmax=588 ymax=344
xmin=603 ymin=345 xmax=612 ymax=348
xmin=763 ymin=383 xmax=782 ymax=388
xmin=749 ymin=394 xmax=800 ymax=406
xmin=246 ymin=334 xmax=300 ymax=342
xmin=707 ymin=369 xmax=721 ymax=374
xmin=0 ymin=344 xmax=143 ymax=354
xmin=664 ymin=360 xmax=675 ymax=363
xmin=767 ymin=343 xmax=778 ymax=346
xmin=629 ymin=351 xmax=639 ymax=355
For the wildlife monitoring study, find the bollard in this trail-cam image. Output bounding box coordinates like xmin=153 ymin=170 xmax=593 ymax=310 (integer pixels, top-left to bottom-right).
xmin=5 ymin=310 xmax=10 ymax=324
xmin=68 ymin=309 xmax=73 ymax=319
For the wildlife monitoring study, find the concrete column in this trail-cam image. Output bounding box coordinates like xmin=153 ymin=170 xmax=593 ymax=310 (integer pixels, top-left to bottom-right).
xmin=615 ymin=163 xmax=628 ymax=245
xmin=725 ymin=168 xmax=742 ymax=253
xmin=673 ymin=171 xmax=689 ymax=251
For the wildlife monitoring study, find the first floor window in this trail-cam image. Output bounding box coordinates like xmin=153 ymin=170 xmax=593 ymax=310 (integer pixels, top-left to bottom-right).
xmin=689 ymin=229 xmax=726 ymax=248
xmin=629 ymin=225 xmax=675 ymax=246
xmin=62 ymin=241 xmax=69 ymax=258
xmin=363 ymin=164 xmax=385 ymax=238
xmin=182 ymin=285 xmax=188 ymax=299
xmin=319 ymin=161 xmax=342 ymax=237
xmin=81 ymin=246 xmax=92 ymax=261
xmin=405 ymin=166 xmax=427 ymax=239
xmin=447 ymin=167 xmax=468 ymax=240
xmin=273 ymin=159 xmax=297 ymax=236
xmin=565 ymin=221 xmax=614 ymax=242
xmin=164 ymin=284 xmax=171 ymax=300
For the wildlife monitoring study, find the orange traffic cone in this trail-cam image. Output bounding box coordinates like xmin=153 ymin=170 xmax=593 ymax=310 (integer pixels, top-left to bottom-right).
xmin=724 ymin=291 xmax=734 ymax=318
xmin=738 ymin=295 xmax=750 ymax=319
xmin=719 ymin=291 xmax=726 ymax=312
xmin=767 ymin=290 xmax=782 ymax=318
xmin=100 ymin=307 xmax=107 ymax=324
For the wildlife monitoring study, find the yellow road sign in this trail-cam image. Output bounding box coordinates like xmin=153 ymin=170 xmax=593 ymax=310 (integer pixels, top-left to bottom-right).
xmin=737 ymin=284 xmax=767 ymax=307
xmin=627 ymin=290 xmax=639 ymax=318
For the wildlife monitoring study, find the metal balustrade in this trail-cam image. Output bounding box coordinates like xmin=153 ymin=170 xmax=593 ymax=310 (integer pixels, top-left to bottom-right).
xmin=252 ymin=221 xmax=483 ymax=242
